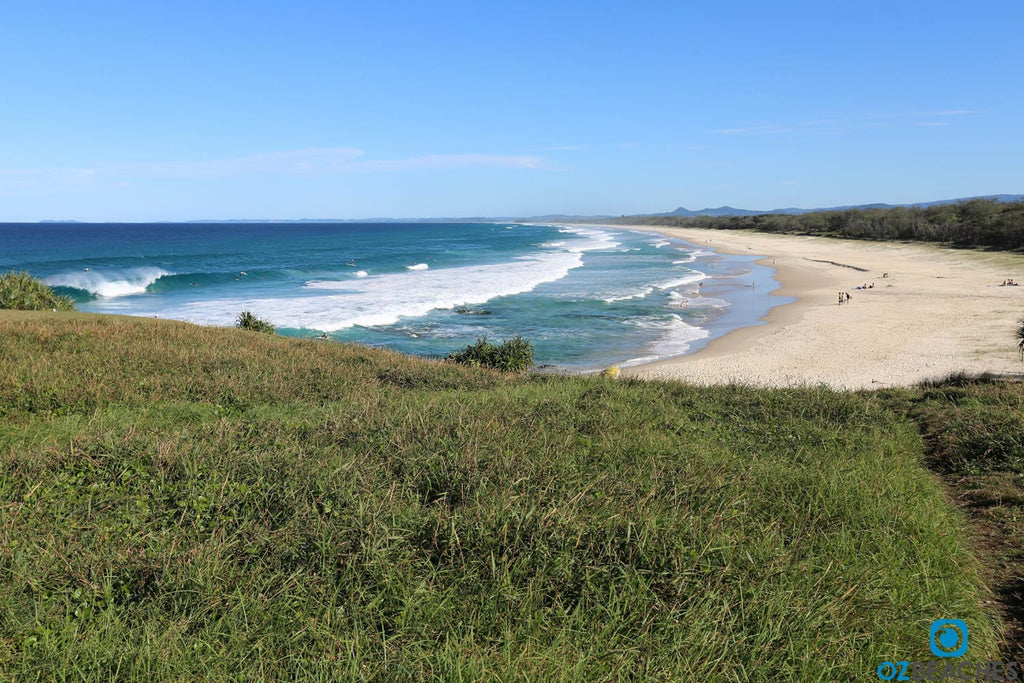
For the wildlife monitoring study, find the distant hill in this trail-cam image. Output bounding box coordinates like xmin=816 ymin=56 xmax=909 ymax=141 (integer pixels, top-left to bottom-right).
xmin=662 ymin=194 xmax=1024 ymax=218
xmin=29 ymin=195 xmax=1022 ymax=225
xmin=621 ymin=194 xmax=1024 ymax=251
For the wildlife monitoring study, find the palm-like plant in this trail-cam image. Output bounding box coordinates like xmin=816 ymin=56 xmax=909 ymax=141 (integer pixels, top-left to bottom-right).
xmin=235 ymin=310 xmax=276 ymax=334
xmin=0 ymin=271 xmax=76 ymax=311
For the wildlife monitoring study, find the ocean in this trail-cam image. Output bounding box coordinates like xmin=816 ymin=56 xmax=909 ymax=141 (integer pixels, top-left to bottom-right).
xmin=0 ymin=222 xmax=788 ymax=372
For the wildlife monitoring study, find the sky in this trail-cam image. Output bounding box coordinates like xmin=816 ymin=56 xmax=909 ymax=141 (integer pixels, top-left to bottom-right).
xmin=1 ymin=0 xmax=1022 ymax=221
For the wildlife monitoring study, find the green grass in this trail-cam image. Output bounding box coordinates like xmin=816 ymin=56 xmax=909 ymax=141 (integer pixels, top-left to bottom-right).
xmin=0 ymin=271 xmax=76 ymax=312
xmin=880 ymin=376 xmax=1024 ymax=662
xmin=0 ymin=311 xmax=1008 ymax=680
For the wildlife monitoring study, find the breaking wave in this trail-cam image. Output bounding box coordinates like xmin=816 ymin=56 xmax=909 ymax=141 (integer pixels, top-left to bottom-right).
xmin=45 ymin=267 xmax=172 ymax=298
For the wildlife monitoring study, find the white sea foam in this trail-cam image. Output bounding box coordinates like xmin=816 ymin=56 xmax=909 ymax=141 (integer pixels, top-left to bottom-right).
xmin=159 ymin=251 xmax=585 ymax=331
xmin=688 ymin=297 xmax=730 ymax=308
xmin=650 ymin=239 xmax=671 ymax=248
xmin=406 ymin=263 xmax=429 ymax=270
xmin=557 ymin=226 xmax=621 ymax=252
xmin=597 ymin=263 xmax=704 ymax=303
xmin=668 ymin=291 xmax=730 ymax=309
xmin=354 ymin=270 xmax=369 ymax=277
xmin=671 ymin=249 xmax=712 ymax=264
xmin=620 ymin=314 xmax=709 ymax=366
xmin=656 ymin=272 xmax=705 ymax=290
xmin=602 ymin=286 xmax=655 ymax=303
xmin=44 ymin=267 xmax=171 ymax=298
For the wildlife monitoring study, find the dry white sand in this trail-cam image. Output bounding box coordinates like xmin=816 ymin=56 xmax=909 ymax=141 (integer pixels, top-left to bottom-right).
xmin=612 ymin=226 xmax=1024 ymax=390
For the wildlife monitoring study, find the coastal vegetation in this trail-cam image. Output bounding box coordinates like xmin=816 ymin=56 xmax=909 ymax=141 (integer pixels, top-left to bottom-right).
xmin=447 ymin=336 xmax=535 ymax=373
xmin=0 ymin=271 xmax=76 ymax=312
xmin=2 ymin=311 xmax=1022 ymax=679
xmin=234 ymin=310 xmax=276 ymax=334
xmin=608 ymin=198 xmax=1024 ymax=251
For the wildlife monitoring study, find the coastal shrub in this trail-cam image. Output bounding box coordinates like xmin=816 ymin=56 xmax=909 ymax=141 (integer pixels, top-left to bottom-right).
xmin=448 ymin=336 xmax=534 ymax=372
xmin=235 ymin=310 xmax=275 ymax=334
xmin=0 ymin=271 xmax=76 ymax=312
xmin=1017 ymin=319 xmax=1024 ymax=361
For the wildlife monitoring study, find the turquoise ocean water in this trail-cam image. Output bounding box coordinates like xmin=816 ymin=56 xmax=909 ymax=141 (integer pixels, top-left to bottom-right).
xmin=0 ymin=222 xmax=788 ymax=372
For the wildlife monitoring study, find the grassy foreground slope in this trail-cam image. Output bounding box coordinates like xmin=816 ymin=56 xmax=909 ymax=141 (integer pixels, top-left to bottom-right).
xmin=0 ymin=312 xmax=1002 ymax=680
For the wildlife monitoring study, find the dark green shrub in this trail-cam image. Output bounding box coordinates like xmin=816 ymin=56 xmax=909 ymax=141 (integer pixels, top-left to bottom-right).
xmin=0 ymin=271 xmax=76 ymax=311
xmin=449 ymin=337 xmax=499 ymax=368
xmin=447 ymin=336 xmax=534 ymax=373
xmin=495 ymin=336 xmax=535 ymax=373
xmin=235 ymin=310 xmax=275 ymax=334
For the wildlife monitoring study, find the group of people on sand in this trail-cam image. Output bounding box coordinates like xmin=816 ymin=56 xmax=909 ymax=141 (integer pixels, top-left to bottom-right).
xmin=1000 ymin=279 xmax=1018 ymax=286
xmin=839 ymin=281 xmax=880 ymax=304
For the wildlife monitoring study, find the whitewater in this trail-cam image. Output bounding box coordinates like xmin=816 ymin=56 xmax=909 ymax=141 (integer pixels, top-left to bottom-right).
xmin=0 ymin=221 xmax=783 ymax=371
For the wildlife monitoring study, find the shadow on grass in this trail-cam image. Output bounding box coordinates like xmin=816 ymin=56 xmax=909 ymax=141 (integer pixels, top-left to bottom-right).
xmin=908 ymin=373 xmax=1024 ymax=661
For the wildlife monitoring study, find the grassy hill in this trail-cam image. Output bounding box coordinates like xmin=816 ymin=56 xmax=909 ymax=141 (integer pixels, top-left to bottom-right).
xmin=1 ymin=311 xmax=1020 ymax=680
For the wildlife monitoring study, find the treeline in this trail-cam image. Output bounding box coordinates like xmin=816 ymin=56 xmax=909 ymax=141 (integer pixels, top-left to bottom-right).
xmin=606 ymin=198 xmax=1024 ymax=251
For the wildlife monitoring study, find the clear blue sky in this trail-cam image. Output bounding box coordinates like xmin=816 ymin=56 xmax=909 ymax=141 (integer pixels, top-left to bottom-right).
xmin=2 ymin=1 xmax=1021 ymax=221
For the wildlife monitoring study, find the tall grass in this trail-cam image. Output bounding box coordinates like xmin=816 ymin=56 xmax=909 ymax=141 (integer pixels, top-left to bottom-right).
xmin=0 ymin=271 xmax=76 ymax=312
xmin=0 ymin=311 xmax=1004 ymax=680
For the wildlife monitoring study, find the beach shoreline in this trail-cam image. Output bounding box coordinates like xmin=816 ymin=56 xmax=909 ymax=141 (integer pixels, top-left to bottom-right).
xmin=597 ymin=225 xmax=1024 ymax=389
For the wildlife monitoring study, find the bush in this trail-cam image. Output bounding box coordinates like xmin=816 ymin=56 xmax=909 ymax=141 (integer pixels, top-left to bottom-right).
xmin=447 ymin=336 xmax=534 ymax=373
xmin=0 ymin=271 xmax=76 ymax=311
xmin=235 ymin=310 xmax=275 ymax=334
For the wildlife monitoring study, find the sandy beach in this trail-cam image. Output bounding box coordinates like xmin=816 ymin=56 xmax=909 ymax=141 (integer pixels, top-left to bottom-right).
xmin=612 ymin=226 xmax=1024 ymax=390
